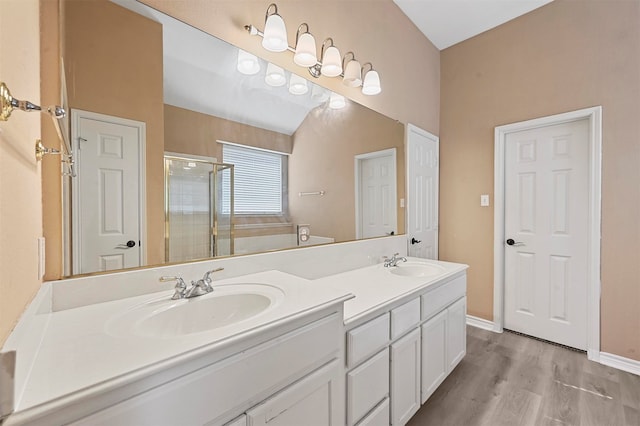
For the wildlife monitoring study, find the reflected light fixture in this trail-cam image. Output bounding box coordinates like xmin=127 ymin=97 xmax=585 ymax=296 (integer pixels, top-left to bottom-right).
xmin=311 ymin=84 xmax=329 ymax=102
xmin=237 ymin=49 xmax=261 ymax=75
xmin=289 ymin=74 xmax=309 ymax=95
xmin=362 ymin=62 xmax=382 ymax=95
xmin=294 ymin=23 xmax=317 ymax=67
xmin=265 ymin=63 xmax=286 ymax=87
xmin=329 ymin=92 xmax=346 ymax=109
xmin=342 ymin=52 xmax=362 ymax=87
xmin=244 ymin=3 xmax=381 ymax=95
xmin=262 ymin=3 xmax=288 ymax=52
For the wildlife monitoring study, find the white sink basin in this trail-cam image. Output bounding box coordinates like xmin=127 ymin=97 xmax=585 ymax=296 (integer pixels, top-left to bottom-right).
xmin=389 ymin=262 xmax=446 ymax=278
xmin=107 ymin=283 xmax=285 ymax=338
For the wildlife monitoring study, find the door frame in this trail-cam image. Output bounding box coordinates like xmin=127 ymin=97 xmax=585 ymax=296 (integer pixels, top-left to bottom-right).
xmin=69 ymin=109 xmax=147 ymax=275
xmin=493 ymin=106 xmax=602 ymax=360
xmin=354 ymin=148 xmax=397 ymax=239
xmin=405 ymin=124 xmax=439 ymax=259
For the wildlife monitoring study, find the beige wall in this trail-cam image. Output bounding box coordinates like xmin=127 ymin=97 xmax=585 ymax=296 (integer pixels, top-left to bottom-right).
xmin=140 ymin=0 xmax=440 ymax=135
xmin=0 ymin=0 xmax=42 ymax=345
xmin=439 ymin=0 xmax=640 ymax=360
xmin=62 ymin=0 xmax=165 ymax=267
xmin=289 ymin=101 xmax=405 ymax=241
xmin=164 ymin=104 xmax=293 ymax=158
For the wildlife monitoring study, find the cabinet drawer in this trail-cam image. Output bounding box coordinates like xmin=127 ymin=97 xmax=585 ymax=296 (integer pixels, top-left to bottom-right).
xmin=421 ymin=275 xmax=466 ymax=321
xmin=347 ymin=313 xmax=390 ymax=368
xmin=347 ymin=348 xmax=389 ymax=426
xmin=355 ymin=398 xmax=389 ymax=426
xmin=390 ymin=298 xmax=420 ymax=340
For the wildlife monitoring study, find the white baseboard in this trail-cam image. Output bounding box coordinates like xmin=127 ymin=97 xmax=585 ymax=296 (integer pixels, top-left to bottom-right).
xmin=599 ymin=352 xmax=640 ymax=376
xmin=466 ymin=315 xmax=499 ymax=332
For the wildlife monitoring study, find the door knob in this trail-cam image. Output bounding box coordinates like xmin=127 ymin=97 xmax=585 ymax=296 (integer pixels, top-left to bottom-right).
xmin=505 ymin=238 xmax=524 ymax=246
xmin=411 ymin=237 xmax=422 ymax=245
xmin=116 ymin=240 xmax=137 ymax=249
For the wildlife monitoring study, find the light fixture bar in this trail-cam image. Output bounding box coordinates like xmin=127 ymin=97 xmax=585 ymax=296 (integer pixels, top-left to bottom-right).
xmin=244 ymin=24 xmax=371 ymax=81
xmin=244 ymin=3 xmax=381 ymax=95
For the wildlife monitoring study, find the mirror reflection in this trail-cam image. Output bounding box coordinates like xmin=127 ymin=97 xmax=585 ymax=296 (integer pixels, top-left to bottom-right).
xmin=61 ymin=0 xmax=405 ymax=276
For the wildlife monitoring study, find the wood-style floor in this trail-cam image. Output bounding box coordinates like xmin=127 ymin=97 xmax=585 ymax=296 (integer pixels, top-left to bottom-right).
xmin=408 ymin=326 xmax=640 ymax=426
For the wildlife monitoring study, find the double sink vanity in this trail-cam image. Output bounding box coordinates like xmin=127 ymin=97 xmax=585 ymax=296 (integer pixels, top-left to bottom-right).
xmin=2 ymin=243 xmax=467 ymax=426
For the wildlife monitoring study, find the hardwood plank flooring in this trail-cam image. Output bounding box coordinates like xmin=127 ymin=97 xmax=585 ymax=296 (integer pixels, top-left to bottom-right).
xmin=408 ymin=327 xmax=640 ymax=426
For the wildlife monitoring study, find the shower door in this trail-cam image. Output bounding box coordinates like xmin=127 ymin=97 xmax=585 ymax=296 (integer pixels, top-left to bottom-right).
xmin=164 ymin=156 xmax=234 ymax=262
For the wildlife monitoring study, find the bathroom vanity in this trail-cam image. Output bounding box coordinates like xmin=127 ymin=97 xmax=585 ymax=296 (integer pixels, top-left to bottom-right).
xmin=1 ymin=249 xmax=467 ymax=426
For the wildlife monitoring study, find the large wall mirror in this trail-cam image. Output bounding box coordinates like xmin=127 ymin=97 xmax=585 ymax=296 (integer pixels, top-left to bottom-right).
xmin=58 ymin=0 xmax=405 ymax=276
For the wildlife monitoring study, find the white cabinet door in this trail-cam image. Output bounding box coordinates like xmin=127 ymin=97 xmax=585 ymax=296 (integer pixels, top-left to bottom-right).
xmin=446 ymin=297 xmax=466 ymax=372
xmin=247 ymin=359 xmax=341 ymax=426
xmin=347 ymin=348 xmax=390 ymax=426
xmin=390 ymin=328 xmax=421 ymax=425
xmin=420 ymin=310 xmax=447 ymax=404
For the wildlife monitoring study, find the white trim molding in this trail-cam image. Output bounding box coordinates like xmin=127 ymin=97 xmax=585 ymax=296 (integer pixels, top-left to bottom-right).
xmin=466 ymin=315 xmax=500 ymax=332
xmin=599 ymin=352 xmax=640 ymax=376
xmin=493 ymin=106 xmax=602 ymax=360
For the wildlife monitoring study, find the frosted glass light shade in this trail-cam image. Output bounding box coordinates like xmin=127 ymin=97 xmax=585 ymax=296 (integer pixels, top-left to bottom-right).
xmin=289 ymin=74 xmax=309 ymax=95
xmin=362 ymin=70 xmax=381 ymax=95
xmin=343 ymin=60 xmax=362 ymax=87
xmin=329 ymin=92 xmax=346 ymax=109
xmin=237 ymin=50 xmax=260 ymax=75
xmin=262 ymin=13 xmax=288 ymax=52
xmin=311 ymin=84 xmax=329 ymax=102
xmin=321 ymin=46 xmax=342 ymax=77
xmin=294 ymin=32 xmax=317 ymax=67
xmin=265 ymin=63 xmax=286 ymax=87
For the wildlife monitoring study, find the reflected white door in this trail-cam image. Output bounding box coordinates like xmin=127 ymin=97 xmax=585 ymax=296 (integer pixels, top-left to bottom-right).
xmin=356 ymin=149 xmax=397 ymax=239
xmin=406 ymin=124 xmax=438 ymax=259
xmin=504 ymin=119 xmax=589 ymax=349
xmin=73 ymin=111 xmax=145 ymax=274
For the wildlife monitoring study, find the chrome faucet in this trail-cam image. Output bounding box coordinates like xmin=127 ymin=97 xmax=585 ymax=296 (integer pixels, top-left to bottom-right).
xmin=159 ymin=268 xmax=225 ymax=300
xmin=383 ymin=253 xmax=407 ymax=268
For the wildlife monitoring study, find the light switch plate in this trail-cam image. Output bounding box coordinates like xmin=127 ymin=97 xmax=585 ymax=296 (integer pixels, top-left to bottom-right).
xmin=480 ymin=194 xmax=490 ymax=207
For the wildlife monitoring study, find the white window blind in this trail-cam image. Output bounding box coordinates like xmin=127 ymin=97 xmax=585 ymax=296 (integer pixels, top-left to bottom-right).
xmin=222 ymin=144 xmax=284 ymax=214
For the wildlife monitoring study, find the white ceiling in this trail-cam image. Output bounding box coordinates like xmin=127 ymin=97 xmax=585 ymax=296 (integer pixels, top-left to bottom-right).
xmin=112 ymin=0 xmax=328 ymax=136
xmin=393 ymin=0 xmax=553 ymax=50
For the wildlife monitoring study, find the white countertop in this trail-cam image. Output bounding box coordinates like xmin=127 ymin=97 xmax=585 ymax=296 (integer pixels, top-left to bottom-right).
xmin=315 ymin=258 xmax=468 ymax=325
xmin=7 ymin=271 xmax=351 ymax=415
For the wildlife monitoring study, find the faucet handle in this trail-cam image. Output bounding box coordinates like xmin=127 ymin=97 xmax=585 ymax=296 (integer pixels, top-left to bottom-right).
xmin=160 ymin=276 xmax=187 ymax=299
xmin=203 ymin=267 xmax=224 ymax=284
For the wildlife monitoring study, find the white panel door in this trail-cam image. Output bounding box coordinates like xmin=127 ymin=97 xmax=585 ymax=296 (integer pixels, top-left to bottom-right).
xmin=406 ymin=124 xmax=438 ymax=259
xmin=357 ymin=149 xmax=397 ymax=239
xmin=446 ymin=297 xmax=467 ymax=371
xmin=74 ymin=112 xmax=143 ymax=274
xmin=504 ymin=119 xmax=589 ymax=349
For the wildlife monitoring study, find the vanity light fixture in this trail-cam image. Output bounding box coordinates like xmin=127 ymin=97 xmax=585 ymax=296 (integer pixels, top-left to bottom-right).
xmin=237 ymin=49 xmax=261 ymax=75
xmin=244 ymin=3 xmax=381 ymax=95
xmin=294 ymin=24 xmax=317 ymax=67
xmin=265 ymin=63 xmax=286 ymax=87
xmin=289 ymin=74 xmax=309 ymax=95
xmin=261 ymin=3 xmax=288 ymax=52
xmin=361 ymin=62 xmax=382 ymax=95
xmin=342 ymin=52 xmax=362 ymax=87
xmin=329 ymin=92 xmax=346 ymax=109
xmin=319 ymin=38 xmax=342 ymax=77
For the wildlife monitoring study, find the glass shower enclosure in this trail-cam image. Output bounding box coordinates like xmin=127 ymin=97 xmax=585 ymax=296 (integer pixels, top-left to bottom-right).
xmin=164 ymin=155 xmax=234 ymax=262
